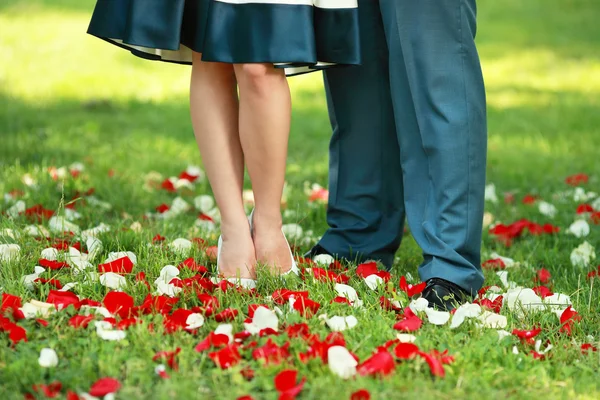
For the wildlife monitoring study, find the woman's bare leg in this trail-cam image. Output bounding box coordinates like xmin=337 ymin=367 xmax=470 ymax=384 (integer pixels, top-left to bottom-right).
xmin=191 ymin=53 xmax=256 ymax=279
xmin=233 ymin=63 xmax=293 ymax=273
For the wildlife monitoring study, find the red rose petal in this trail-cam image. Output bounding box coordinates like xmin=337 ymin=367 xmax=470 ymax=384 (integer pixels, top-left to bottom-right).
xmin=482 ymin=259 xmax=506 ymax=270
xmin=393 ymin=314 xmax=422 ymax=332
xmin=559 ymin=306 xmax=581 ymax=336
xmin=209 ymin=344 xmax=241 ymax=369
xmin=418 ymin=351 xmax=445 ymax=377
xmin=535 ymin=268 xmax=551 ymax=284
xmin=565 ymin=173 xmax=588 ymax=186
xmin=69 ymin=315 xmax=95 ymax=329
xmin=292 ymin=297 xmax=321 ymax=318
xmin=32 ymin=381 xmax=62 ymax=398
xmin=98 ymin=256 xmax=134 ymax=274
xmin=532 ymin=286 xmax=553 ymax=298
xmin=350 ymin=389 xmax=371 ymax=400
xmin=88 ymin=377 xmax=121 ymax=397
xmin=214 ymin=308 xmax=239 ymax=322
xmin=47 ymin=290 xmax=80 ymax=310
xmin=39 ymin=258 xmax=70 ymax=270
xmin=357 ymin=348 xmax=395 ymax=377
xmin=103 ymin=291 xmax=135 ymax=319
xmin=399 ymin=276 xmax=426 ymax=297
xmin=393 ymin=342 xmax=420 ymax=360
xmin=274 ymin=369 xmax=305 ymax=399
xmin=356 ymin=262 xmax=379 ymax=278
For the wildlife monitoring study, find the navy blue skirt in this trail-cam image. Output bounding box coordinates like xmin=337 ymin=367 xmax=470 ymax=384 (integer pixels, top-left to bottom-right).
xmin=87 ymin=0 xmax=361 ymax=76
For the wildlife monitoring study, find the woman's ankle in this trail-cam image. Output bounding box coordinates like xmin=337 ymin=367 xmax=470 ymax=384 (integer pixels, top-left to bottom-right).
xmin=252 ymin=208 xmax=282 ymax=233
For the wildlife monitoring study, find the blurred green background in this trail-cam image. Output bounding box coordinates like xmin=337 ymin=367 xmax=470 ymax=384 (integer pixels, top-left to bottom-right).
xmin=1 ymin=0 xmax=600 ymax=198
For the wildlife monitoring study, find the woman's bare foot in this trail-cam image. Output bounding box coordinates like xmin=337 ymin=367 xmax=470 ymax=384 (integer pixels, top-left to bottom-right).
xmin=218 ymin=223 xmax=257 ymax=280
xmin=251 ymin=211 xmax=293 ymax=274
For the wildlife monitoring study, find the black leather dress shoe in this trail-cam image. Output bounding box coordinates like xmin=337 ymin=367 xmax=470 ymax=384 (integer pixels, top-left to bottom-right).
xmin=422 ymin=278 xmax=472 ymax=312
xmin=303 ymin=244 xmax=331 ymax=259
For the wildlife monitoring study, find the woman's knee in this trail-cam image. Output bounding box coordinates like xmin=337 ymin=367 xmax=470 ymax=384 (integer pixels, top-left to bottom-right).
xmin=235 ymin=63 xmax=284 ymax=93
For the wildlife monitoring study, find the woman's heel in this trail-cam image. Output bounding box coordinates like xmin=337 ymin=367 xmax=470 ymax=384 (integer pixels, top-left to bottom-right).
xmin=216 ymin=235 xmax=257 ymax=289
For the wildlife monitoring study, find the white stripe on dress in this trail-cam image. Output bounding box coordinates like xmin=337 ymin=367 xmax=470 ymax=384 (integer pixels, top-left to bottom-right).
xmin=215 ymin=0 xmax=357 ymax=9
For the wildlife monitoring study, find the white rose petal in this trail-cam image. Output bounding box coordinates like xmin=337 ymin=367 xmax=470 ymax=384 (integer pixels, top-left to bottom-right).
xmin=568 ymin=220 xmax=590 ymax=238
xmin=80 ymin=305 xmax=112 ymax=318
xmin=570 ymin=241 xmax=596 ymax=268
xmin=496 ymin=271 xmax=510 ymax=288
xmin=86 ymin=237 xmax=103 ymax=262
xmin=21 ymin=266 xmax=46 ymax=289
xmin=20 ymin=300 xmax=55 ymax=319
xmin=543 ymin=293 xmax=572 ymax=310
xmin=409 ymin=298 xmax=429 ymax=313
xmin=450 ymin=303 xmax=481 ymax=329
xmin=48 ymin=216 xmax=80 ymax=234
xmin=325 ymin=315 xmax=358 ymax=332
xmin=185 ymin=313 xmax=205 ymax=330
xmin=95 ymin=321 xmax=126 ymax=341
xmin=156 ymin=281 xmax=182 ymax=297
xmin=23 ymin=225 xmax=50 ymax=237
xmin=86 ymin=196 xmax=112 ymax=210
xmin=363 ymin=275 xmax=384 ymax=290
xmin=334 ymin=283 xmax=360 ymax=303
xmin=64 ymin=208 xmax=82 ymax=221
xmin=105 ymin=251 xmax=137 ymax=265
xmin=99 ymin=273 xmax=127 ymax=289
xmin=0 ymin=244 xmax=21 ymax=262
xmin=66 ymin=247 xmax=93 ymax=273
xmin=327 ymin=346 xmax=358 ymax=379
xmin=313 ymin=253 xmax=334 ymax=266
xmin=194 ymin=195 xmax=215 ymax=213
xmin=396 ymin=333 xmax=417 ymax=343
xmin=195 ymin=218 xmax=217 ymax=232
xmin=478 ymin=311 xmax=507 ymax=329
xmin=485 ymin=184 xmax=498 ymax=203
xmin=424 ymin=308 xmax=451 ymax=325
xmin=185 ymin=165 xmax=205 ymax=182
xmin=243 ymin=306 xmax=279 ymax=335
xmin=538 ymin=201 xmax=558 ymax=218
xmin=130 ymin=222 xmax=143 ymax=232
xmin=40 ymin=247 xmax=59 ymax=260
xmin=497 ymin=330 xmax=512 ymax=341
xmin=215 ymin=324 xmax=234 ymax=343
xmin=0 ymin=228 xmax=19 ymax=239
xmin=281 ymin=223 xmax=303 ymax=242
xmin=155 ymin=265 xmax=180 ymax=285
xmin=169 ymin=238 xmax=192 ymax=255
xmin=450 ymin=303 xmax=482 ymax=329
xmin=171 ymin=197 xmax=191 ymax=214
xmin=174 ymin=178 xmax=194 ymax=190
xmin=591 ymin=196 xmax=600 ymax=211
xmin=503 ymin=288 xmax=543 ymax=311
xmin=38 ymin=348 xmax=59 ymax=368
xmin=573 ymin=187 xmax=597 ymax=203
xmin=535 ymin=339 xmax=553 ymax=354
xmin=489 ymin=253 xmax=517 ymax=268
xmin=7 ymin=200 xmax=26 ymax=219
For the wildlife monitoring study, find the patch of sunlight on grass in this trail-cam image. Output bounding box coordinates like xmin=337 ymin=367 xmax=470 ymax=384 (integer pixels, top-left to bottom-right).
xmin=489 ymin=134 xmax=555 ymax=155
xmin=0 ymin=11 xmax=190 ymax=102
xmin=482 ymin=49 xmax=600 ymax=95
xmin=486 ymin=89 xmax=555 ymax=109
xmin=0 ymin=6 xmax=328 ymax=105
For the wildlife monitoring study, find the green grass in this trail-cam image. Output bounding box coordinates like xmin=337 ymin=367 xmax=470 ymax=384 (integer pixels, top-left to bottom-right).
xmin=1 ymin=0 xmax=600 ymax=399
